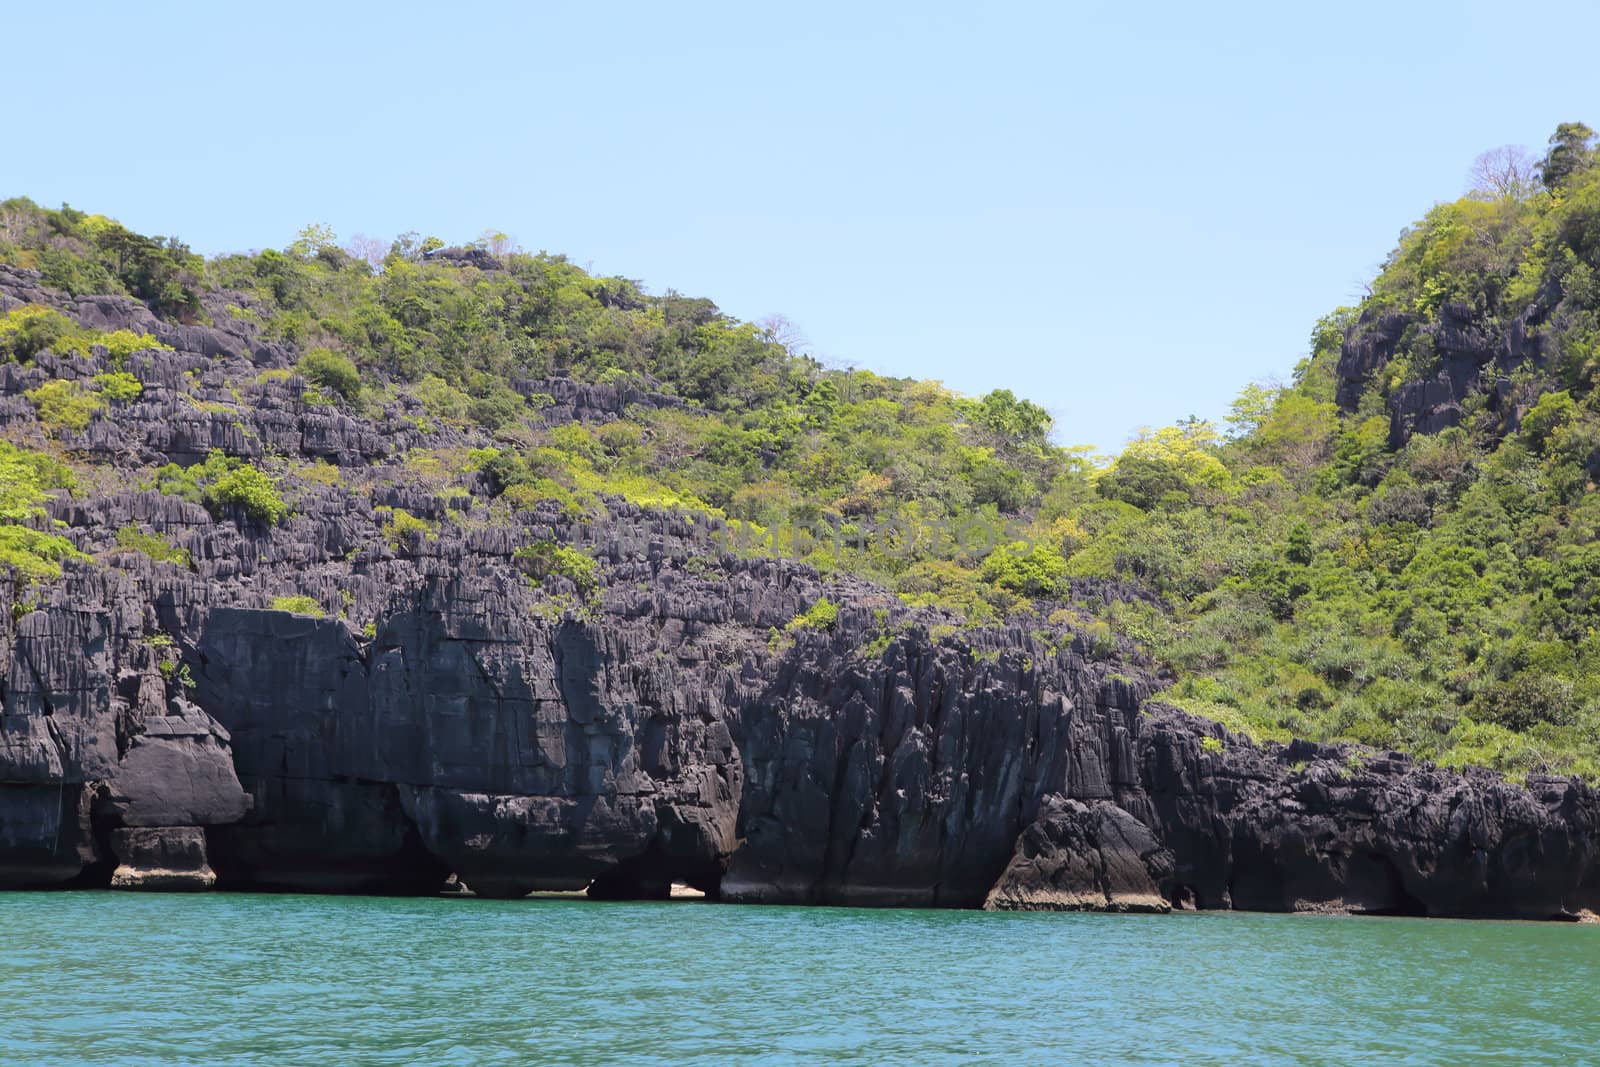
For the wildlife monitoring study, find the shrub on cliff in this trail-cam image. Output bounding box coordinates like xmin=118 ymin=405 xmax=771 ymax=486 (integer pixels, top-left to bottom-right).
xmin=0 ymin=306 xmax=80 ymax=361
xmin=0 ymin=306 xmax=166 ymax=364
xmin=206 ymin=463 xmax=287 ymax=525
xmin=298 ymin=347 xmax=361 ymax=402
xmin=0 ymin=441 xmax=83 ymax=582
xmin=980 ymin=541 xmax=1068 ymax=598
xmin=113 ymin=525 xmax=191 ymax=568
xmin=787 ymin=597 xmax=839 ymax=631
xmin=26 ymin=379 xmax=104 ymax=433
xmin=381 ymin=507 xmax=434 ymax=552
xmin=0 ymin=441 xmax=74 ymax=521
xmin=93 ymin=371 xmax=143 ymax=403
xmin=151 ymin=451 xmax=287 ymax=526
xmin=269 ymin=594 xmax=323 ymax=616
xmin=515 ymin=541 xmax=599 ymax=600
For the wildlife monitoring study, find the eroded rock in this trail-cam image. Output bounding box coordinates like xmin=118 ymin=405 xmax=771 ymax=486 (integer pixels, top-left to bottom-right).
xmin=984 ymin=796 xmax=1172 ymax=913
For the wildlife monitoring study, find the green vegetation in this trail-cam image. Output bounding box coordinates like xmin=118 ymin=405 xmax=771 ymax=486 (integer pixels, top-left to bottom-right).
xmin=93 ymin=371 xmax=143 ymax=402
xmin=0 ymin=304 xmax=167 ymax=363
xmin=1055 ymin=125 xmax=1600 ymax=780
xmin=207 ymin=463 xmax=287 ymax=525
xmin=381 ymin=507 xmax=434 ymax=551
xmin=113 ymin=524 xmax=191 ymax=567
xmin=787 ymin=597 xmax=840 ymax=632
xmin=270 ymin=595 xmax=324 ymax=616
xmin=26 ymin=379 xmax=103 ymax=432
xmin=514 ymin=541 xmax=599 ymax=600
xmin=0 ymin=441 xmax=83 ymax=581
xmin=297 ymin=347 xmax=361 ymax=402
xmin=149 ymin=450 xmax=287 ymax=526
xmin=0 ymin=199 xmax=202 ymax=318
xmin=7 ymin=126 xmax=1600 ymax=779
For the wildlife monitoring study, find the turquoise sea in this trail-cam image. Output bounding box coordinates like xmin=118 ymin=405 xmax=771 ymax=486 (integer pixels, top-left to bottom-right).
xmin=3 ymin=892 xmax=1597 ymax=1065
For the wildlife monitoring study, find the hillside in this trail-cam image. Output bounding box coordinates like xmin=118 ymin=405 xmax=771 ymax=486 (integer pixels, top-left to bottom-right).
xmin=5 ymin=129 xmax=1600 ymax=785
xmin=2 ymin=143 xmax=1600 ymax=914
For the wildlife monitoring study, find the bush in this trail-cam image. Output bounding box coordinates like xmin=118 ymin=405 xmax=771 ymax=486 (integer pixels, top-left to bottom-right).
xmin=93 ymin=371 xmax=143 ymax=403
xmin=413 ymin=374 xmax=472 ymax=421
xmin=383 ymin=507 xmax=434 ymax=551
xmin=0 ymin=306 xmax=79 ymax=361
xmin=99 ymin=329 xmax=167 ymax=362
xmin=114 ymin=524 xmax=191 ymax=567
xmin=0 ymin=441 xmax=75 ymax=521
xmin=0 ymin=305 xmax=166 ymax=363
xmin=502 ymin=479 xmax=585 ymax=517
xmin=26 ymin=379 xmax=104 ymax=432
xmin=298 ymin=347 xmax=361 ymax=402
xmin=477 ymin=449 xmax=524 ymax=496
xmin=1521 ymin=389 xmax=1576 ymax=448
xmin=980 ymin=540 xmax=1068 ymax=597
xmin=0 ymin=525 xmax=85 ymax=581
xmin=270 ymin=594 xmax=323 ymax=616
xmin=515 ymin=541 xmax=599 ymax=599
xmin=468 ymin=384 xmax=526 ymax=430
xmin=205 ymin=461 xmax=287 ymax=525
xmin=788 ymin=597 xmax=839 ymax=631
xmin=148 ymin=452 xmax=285 ymax=527
xmin=0 ymin=417 xmax=81 ymax=583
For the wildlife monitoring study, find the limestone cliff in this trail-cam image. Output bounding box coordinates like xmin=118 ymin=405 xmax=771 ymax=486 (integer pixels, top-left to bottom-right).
xmin=0 ymin=263 xmax=1597 ymax=918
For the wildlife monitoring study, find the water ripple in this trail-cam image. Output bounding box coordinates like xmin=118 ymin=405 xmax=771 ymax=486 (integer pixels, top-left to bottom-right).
xmin=2 ymin=893 xmax=1596 ymax=1065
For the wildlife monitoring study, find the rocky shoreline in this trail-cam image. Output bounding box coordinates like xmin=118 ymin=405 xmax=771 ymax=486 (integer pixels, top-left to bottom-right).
xmin=5 ymin=576 xmax=1597 ymax=919
xmin=1 ymin=264 xmax=1598 ymax=919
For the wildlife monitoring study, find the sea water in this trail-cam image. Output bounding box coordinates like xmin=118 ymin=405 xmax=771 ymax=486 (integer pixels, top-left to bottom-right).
xmin=3 ymin=892 xmax=1596 ymax=1065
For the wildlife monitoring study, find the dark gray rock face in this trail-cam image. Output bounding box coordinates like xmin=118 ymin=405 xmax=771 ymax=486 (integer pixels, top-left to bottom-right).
xmin=0 ymin=563 xmax=248 ymax=888
xmin=189 ymin=597 xmax=743 ymax=898
xmin=1334 ymin=301 xmax=1553 ymax=447
xmin=1133 ymin=721 xmax=1600 ymax=918
xmin=983 ymin=796 xmax=1173 ymax=912
xmin=110 ymin=826 xmax=216 ymax=890
xmin=0 ymin=267 xmax=1597 ymax=918
xmin=721 ymin=627 xmax=1156 ymax=907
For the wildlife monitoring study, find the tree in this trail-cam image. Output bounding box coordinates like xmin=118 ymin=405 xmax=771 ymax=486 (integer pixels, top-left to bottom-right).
xmin=970 ymin=389 xmax=1052 ymax=447
xmin=1541 ymin=122 xmax=1597 ymax=191
xmin=287 ymin=223 xmax=339 ymax=260
xmin=471 ymin=230 xmax=518 ymax=257
xmin=344 ymin=234 xmax=388 ymax=271
xmin=1226 ymin=382 xmax=1276 ymax=438
xmin=1468 ymin=145 xmax=1539 ymax=200
xmin=758 ymin=314 xmax=809 ymax=356
xmin=298 ymin=347 xmax=362 ymax=402
xmin=205 ymin=462 xmax=287 ymax=525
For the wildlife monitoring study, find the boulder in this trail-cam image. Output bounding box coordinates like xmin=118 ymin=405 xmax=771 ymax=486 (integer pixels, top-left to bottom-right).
xmin=983 ymin=796 xmax=1173 ymax=913
xmin=109 ymin=826 xmax=216 ymax=890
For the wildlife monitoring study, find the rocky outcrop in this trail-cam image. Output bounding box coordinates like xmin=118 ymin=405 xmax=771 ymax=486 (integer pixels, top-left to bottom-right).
xmin=109 ymin=826 xmax=217 ymax=890
xmin=1133 ymin=718 xmax=1600 ymax=919
xmin=983 ymin=797 xmax=1173 ymax=913
xmin=9 ymin=550 xmax=1592 ymax=917
xmin=1334 ymin=301 xmax=1553 ymax=447
xmin=1 ymin=266 xmax=1598 ymax=919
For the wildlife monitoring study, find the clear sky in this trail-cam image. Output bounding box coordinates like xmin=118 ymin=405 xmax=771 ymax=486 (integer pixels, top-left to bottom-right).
xmin=6 ymin=0 xmax=1600 ymax=452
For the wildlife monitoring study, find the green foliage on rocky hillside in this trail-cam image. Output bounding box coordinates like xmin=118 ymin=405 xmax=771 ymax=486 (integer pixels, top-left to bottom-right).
xmin=5 ymin=126 xmax=1600 ymax=779
xmin=147 ymin=451 xmax=287 ymax=526
xmin=113 ymin=524 xmax=191 ymax=568
xmin=0 ymin=441 xmax=83 ymax=580
xmin=270 ymin=595 xmax=324 ymax=617
xmin=0 ymin=304 xmax=166 ymax=363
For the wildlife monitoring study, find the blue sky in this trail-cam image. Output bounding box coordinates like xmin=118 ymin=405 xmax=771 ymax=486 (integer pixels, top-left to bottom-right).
xmin=6 ymin=0 xmax=1600 ymax=451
